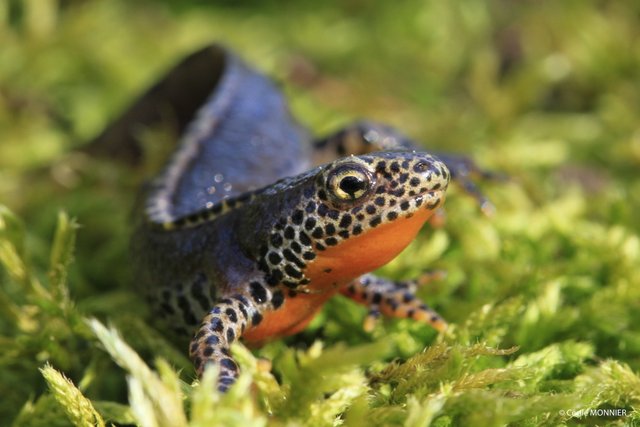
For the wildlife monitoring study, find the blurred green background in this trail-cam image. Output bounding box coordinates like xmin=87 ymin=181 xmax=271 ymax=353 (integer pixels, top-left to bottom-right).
xmin=1 ymin=1 xmax=639 ymax=426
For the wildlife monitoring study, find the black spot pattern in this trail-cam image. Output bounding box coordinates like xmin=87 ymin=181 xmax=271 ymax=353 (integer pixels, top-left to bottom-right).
xmin=325 ymin=224 xmax=336 ymax=235
xmin=250 ymin=282 xmax=267 ymax=303
xmin=271 ymin=290 xmax=285 ymax=308
xmin=178 ymin=136 xmax=452 ymax=394
xmin=249 ymin=151 xmax=449 ymax=331
xmin=284 ymin=226 xmax=295 ymax=239
xmin=269 ymin=252 xmax=283 ymax=264
xmin=292 ymin=209 xmax=304 ymax=225
xmin=317 ymin=204 xmax=329 ymax=216
xmin=299 ymin=231 xmax=312 ymax=245
xmin=339 ymin=214 xmax=352 ymax=228
xmin=305 ymin=217 xmax=317 ymax=230
xmin=225 ymin=308 xmax=237 ymax=323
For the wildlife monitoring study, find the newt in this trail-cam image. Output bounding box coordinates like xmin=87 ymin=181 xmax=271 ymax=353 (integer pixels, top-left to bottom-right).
xmin=93 ymin=45 xmax=494 ymax=391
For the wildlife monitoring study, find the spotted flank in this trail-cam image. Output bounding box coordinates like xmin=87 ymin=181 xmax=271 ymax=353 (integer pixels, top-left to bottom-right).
xmin=152 ymin=272 xmax=217 ymax=331
xmin=148 ymin=188 xmax=262 ymax=230
xmin=146 ymin=171 xmax=321 ymax=230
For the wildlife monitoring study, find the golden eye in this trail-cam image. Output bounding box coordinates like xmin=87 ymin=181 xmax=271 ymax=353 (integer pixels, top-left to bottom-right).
xmin=327 ymin=165 xmax=373 ymax=202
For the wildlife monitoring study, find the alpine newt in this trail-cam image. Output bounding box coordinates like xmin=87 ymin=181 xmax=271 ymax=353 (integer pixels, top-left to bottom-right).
xmin=94 ymin=44 xmax=494 ymax=391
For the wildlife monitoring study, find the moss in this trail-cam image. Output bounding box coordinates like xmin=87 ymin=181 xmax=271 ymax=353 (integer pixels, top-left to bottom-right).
xmin=1 ymin=1 xmax=640 ymax=426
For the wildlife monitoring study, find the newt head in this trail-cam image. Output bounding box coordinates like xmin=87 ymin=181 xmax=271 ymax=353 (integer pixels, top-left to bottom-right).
xmin=255 ymin=151 xmax=450 ymax=294
xmin=304 ymin=152 xmax=449 ymax=287
xmin=241 ymin=151 xmax=449 ymax=341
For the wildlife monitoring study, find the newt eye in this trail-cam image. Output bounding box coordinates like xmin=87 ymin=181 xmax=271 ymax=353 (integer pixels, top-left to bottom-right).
xmin=326 ymin=164 xmax=374 ymax=202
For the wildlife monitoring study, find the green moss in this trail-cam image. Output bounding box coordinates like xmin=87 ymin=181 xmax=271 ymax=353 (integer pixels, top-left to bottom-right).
xmin=2 ymin=1 xmax=640 ymax=426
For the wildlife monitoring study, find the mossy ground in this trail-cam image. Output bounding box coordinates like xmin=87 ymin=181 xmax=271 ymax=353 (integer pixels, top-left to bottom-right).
xmin=1 ymin=1 xmax=640 ymax=426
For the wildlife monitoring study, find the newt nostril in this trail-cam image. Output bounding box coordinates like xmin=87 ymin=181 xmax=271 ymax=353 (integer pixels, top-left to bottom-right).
xmin=413 ymin=161 xmax=429 ymax=173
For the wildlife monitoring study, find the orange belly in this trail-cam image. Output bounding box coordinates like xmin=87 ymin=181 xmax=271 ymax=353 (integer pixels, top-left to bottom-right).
xmin=242 ymin=287 xmax=340 ymax=342
xmin=242 ymin=204 xmax=437 ymax=343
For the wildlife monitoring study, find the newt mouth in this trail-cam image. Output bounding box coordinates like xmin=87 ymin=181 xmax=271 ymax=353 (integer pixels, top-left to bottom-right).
xmin=417 ymin=189 xmax=447 ymax=211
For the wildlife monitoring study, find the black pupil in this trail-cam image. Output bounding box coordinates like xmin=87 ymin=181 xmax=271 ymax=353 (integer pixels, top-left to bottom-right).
xmin=339 ymin=175 xmax=367 ymax=198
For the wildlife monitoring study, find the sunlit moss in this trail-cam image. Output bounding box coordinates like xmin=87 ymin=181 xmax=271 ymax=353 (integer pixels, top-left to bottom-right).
xmin=1 ymin=0 xmax=640 ymax=426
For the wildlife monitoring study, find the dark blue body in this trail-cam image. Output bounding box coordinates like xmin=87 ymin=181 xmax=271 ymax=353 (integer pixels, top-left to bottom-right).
xmin=131 ymin=47 xmax=315 ymax=334
xmin=167 ymin=52 xmax=311 ymax=218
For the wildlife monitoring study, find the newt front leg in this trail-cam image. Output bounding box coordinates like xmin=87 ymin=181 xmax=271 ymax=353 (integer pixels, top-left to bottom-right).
xmin=190 ymin=281 xmax=281 ymax=392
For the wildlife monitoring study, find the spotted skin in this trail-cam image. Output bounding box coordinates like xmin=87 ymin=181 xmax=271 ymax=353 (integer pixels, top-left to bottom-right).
xmin=313 ymin=121 xmax=497 ymax=214
xmin=343 ymin=273 xmax=447 ymax=332
xmin=153 ymin=133 xmax=485 ymax=392
xmin=119 ymin=46 xmax=496 ymax=392
xmin=179 ymin=148 xmax=451 ymax=391
xmin=254 ymin=154 xmax=448 ymax=289
xmin=190 ymin=294 xmax=261 ymax=390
